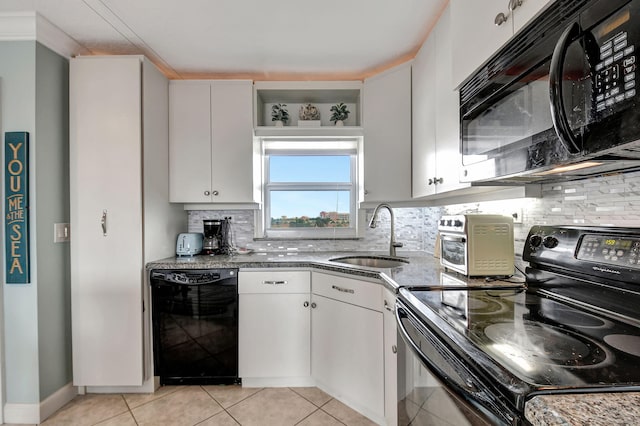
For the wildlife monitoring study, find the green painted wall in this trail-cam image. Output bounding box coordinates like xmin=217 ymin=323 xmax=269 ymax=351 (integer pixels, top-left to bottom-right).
xmin=1 ymin=40 xmax=71 ymax=404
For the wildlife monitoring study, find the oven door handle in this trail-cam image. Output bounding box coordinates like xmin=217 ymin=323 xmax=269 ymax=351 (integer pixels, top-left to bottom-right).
xmin=441 ymin=235 xmax=466 ymax=243
xmin=549 ymin=21 xmax=582 ymax=154
xmin=395 ymin=301 xmax=517 ymax=426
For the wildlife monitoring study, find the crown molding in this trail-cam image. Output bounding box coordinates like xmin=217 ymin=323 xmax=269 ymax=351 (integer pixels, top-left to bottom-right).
xmin=0 ymin=12 xmax=89 ymax=58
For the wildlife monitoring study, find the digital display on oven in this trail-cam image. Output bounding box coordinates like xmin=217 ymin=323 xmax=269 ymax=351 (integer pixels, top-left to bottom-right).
xmin=577 ymin=234 xmax=640 ymax=267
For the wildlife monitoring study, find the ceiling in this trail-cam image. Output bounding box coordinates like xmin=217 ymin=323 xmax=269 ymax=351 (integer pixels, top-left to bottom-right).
xmin=0 ymin=0 xmax=447 ymax=80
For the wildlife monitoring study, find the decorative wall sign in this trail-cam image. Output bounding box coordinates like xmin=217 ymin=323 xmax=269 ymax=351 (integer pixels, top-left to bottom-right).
xmin=5 ymin=132 xmax=30 ymax=284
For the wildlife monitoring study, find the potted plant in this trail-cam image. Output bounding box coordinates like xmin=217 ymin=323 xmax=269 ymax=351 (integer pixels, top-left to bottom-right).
xmin=330 ymin=102 xmax=350 ymax=126
xmin=271 ymin=103 xmax=289 ymax=127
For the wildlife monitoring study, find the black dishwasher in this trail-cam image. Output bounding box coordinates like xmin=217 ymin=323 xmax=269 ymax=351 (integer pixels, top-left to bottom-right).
xmin=150 ymin=269 xmax=239 ymax=385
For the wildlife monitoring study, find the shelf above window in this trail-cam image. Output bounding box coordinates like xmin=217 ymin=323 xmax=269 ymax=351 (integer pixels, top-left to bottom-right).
xmin=254 ymin=126 xmax=364 ymax=137
xmin=254 ymin=81 xmax=363 ymax=129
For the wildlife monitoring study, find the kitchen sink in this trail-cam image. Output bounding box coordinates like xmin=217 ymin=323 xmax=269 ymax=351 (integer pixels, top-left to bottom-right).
xmin=329 ymin=255 xmax=409 ymax=268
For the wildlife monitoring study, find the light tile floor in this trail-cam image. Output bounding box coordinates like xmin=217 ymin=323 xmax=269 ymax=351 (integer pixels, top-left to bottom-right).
xmin=29 ymin=386 xmax=378 ymax=426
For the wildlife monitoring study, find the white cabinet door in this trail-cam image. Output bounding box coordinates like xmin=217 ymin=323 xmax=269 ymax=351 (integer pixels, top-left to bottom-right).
xmin=169 ymin=80 xmax=254 ymax=203
xmin=513 ymin=0 xmax=555 ymax=34
xmin=210 ymin=80 xmax=254 ymax=203
xmin=169 ymin=82 xmax=212 ymax=202
xmin=70 ymin=56 xmax=145 ymax=386
xmin=239 ymin=293 xmax=310 ymax=379
xmin=433 ymin=5 xmax=468 ymax=194
xmin=411 ymin=33 xmax=437 ymax=198
xmin=451 ymin=0 xmax=513 ymax=88
xmin=363 ymin=63 xmax=412 ymax=202
xmin=383 ymin=290 xmax=398 ymax=426
xmin=312 ymin=294 xmax=384 ymax=423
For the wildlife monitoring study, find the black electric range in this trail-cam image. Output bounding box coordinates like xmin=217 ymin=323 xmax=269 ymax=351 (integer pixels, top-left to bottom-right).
xmin=396 ymin=225 xmax=640 ymax=425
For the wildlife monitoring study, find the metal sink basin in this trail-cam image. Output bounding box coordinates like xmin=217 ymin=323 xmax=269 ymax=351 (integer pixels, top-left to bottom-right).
xmin=329 ymin=255 xmax=409 ymax=268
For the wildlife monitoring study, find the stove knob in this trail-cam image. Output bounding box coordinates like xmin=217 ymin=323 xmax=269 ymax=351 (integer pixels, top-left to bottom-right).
xmin=543 ymin=236 xmax=559 ymax=249
xmin=529 ymin=235 xmax=543 ymax=248
xmin=440 ymin=219 xmax=446 ymax=226
xmin=454 ymin=220 xmax=463 ymax=227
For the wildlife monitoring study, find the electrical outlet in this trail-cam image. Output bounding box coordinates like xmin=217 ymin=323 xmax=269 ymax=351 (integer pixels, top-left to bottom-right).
xmin=54 ymin=223 xmax=70 ymax=243
xmin=511 ymin=209 xmax=523 ymax=224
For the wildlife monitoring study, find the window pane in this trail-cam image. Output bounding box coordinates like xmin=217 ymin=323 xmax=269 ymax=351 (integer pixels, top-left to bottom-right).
xmin=270 ymin=190 xmax=351 ymax=228
xmin=269 ymin=155 xmax=351 ymax=182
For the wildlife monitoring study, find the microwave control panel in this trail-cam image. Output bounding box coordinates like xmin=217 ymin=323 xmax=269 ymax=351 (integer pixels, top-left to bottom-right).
xmin=595 ymin=31 xmax=636 ymax=114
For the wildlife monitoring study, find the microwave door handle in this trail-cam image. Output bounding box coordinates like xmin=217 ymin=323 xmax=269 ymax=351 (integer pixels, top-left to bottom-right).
xmin=549 ymin=21 xmax=582 ymax=154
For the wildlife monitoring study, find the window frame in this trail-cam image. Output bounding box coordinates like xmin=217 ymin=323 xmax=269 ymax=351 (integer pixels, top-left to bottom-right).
xmin=258 ymin=139 xmax=360 ymax=239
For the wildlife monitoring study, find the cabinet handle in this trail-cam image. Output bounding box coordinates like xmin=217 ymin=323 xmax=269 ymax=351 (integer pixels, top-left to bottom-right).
xmin=434 ymin=177 xmax=443 ymax=184
xmin=212 ymin=190 xmax=219 ymax=196
xmin=384 ymin=299 xmax=394 ymax=312
xmin=392 ymin=345 xmax=397 ymax=354
xmin=311 ymin=302 xmax=317 ymax=309
xmin=494 ymin=12 xmax=508 ymax=26
xmin=262 ymin=280 xmax=287 ymax=285
xmin=303 ymin=301 xmax=309 ymax=307
xmin=204 ymin=190 xmax=211 ymax=196
xmin=101 ymin=210 xmax=107 ymax=236
xmin=332 ymin=285 xmax=354 ymax=294
xmin=508 ymin=0 xmax=523 ymax=11
xmin=428 ymin=178 xmax=434 ymax=185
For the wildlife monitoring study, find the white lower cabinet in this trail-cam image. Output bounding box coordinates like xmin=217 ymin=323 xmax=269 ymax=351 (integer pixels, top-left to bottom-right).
xmin=239 ymin=269 xmax=391 ymax=425
xmin=311 ymin=272 xmax=385 ymax=425
xmin=383 ymin=289 xmax=398 ymax=426
xmin=238 ymin=270 xmax=312 ymax=386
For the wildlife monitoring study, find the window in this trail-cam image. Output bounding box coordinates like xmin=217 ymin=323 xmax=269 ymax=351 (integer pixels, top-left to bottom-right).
xmin=259 ymin=139 xmax=360 ymax=239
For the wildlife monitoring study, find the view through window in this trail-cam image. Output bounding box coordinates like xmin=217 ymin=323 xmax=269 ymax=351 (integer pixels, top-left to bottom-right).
xmin=262 ymin=141 xmax=358 ymax=238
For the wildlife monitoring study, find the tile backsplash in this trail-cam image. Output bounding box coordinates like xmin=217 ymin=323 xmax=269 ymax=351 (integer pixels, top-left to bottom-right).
xmin=188 ymin=170 xmax=640 ymax=256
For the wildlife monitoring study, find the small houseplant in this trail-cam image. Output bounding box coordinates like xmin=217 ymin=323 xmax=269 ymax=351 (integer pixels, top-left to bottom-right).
xmin=330 ymin=102 xmax=350 ymax=126
xmin=271 ymin=103 xmax=290 ymax=126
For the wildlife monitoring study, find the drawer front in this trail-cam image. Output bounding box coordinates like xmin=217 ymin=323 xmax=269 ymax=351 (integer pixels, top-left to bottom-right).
xmin=239 ymin=270 xmax=310 ymax=294
xmin=312 ymin=272 xmax=382 ymax=311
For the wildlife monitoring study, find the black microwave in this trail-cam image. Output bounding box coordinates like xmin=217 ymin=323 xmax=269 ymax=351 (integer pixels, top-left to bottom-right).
xmin=460 ymin=0 xmax=640 ymax=183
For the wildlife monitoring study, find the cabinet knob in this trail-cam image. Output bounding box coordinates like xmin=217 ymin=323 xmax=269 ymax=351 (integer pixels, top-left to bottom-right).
xmin=495 ymin=12 xmax=508 ymax=26
xmin=311 ymin=302 xmax=317 ymax=309
xmin=303 ymin=301 xmax=309 ymax=307
xmin=204 ymin=190 xmax=211 ymax=196
xmin=212 ymin=190 xmax=219 ymax=196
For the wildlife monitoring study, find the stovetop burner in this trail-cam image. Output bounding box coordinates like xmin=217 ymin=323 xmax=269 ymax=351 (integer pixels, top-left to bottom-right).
xmin=483 ymin=321 xmax=609 ymax=369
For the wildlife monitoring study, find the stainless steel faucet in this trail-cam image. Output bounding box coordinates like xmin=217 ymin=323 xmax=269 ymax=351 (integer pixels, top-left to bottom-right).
xmin=368 ymin=203 xmax=403 ymax=257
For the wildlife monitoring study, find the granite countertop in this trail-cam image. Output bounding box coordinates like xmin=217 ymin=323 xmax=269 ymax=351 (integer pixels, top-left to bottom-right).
xmin=146 ymin=250 xmax=504 ymax=292
xmin=525 ymin=392 xmax=640 ymax=425
xmin=146 ymin=251 xmax=637 ymax=425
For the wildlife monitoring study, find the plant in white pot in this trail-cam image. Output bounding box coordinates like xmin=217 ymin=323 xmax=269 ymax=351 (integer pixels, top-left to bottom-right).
xmin=271 ymin=103 xmax=289 ymax=127
xmin=330 ymin=102 xmax=350 ymax=126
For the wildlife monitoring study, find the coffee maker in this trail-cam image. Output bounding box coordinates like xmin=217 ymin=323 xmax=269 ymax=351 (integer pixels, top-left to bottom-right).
xmin=202 ymin=219 xmax=231 ymax=255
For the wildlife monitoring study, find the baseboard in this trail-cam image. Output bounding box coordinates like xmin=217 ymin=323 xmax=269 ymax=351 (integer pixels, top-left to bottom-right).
xmin=86 ymin=376 xmax=156 ymax=394
xmin=40 ymin=382 xmax=78 ymax=421
xmin=241 ymin=377 xmax=315 ymax=388
xmin=4 ymin=402 xmax=39 ymax=424
xmin=4 ymin=382 xmax=78 ymax=424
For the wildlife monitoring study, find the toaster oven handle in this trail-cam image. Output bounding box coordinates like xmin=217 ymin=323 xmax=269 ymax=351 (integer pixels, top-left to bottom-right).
xmin=549 ymin=21 xmax=582 ymax=154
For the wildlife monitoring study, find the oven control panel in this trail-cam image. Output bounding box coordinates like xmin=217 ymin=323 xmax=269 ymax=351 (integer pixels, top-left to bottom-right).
xmin=524 ymin=226 xmax=640 ymax=283
xmin=577 ymin=234 xmax=640 ymax=266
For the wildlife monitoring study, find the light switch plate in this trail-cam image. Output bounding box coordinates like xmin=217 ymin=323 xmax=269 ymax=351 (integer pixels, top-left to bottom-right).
xmin=54 ymin=223 xmax=70 ymax=243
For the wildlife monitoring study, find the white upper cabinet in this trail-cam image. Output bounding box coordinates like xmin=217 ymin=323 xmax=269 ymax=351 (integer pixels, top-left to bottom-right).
xmin=451 ymin=0 xmax=555 ymax=88
xmin=411 ymin=33 xmax=437 ymax=198
xmin=363 ymin=63 xmax=412 ymax=203
xmin=169 ymin=80 xmax=255 ymax=204
xmin=413 ymin=5 xmax=469 ymax=198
